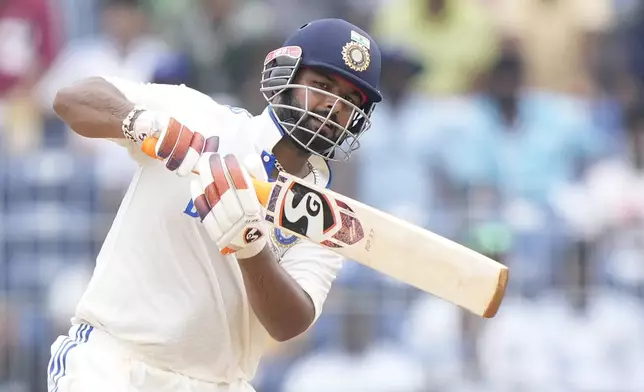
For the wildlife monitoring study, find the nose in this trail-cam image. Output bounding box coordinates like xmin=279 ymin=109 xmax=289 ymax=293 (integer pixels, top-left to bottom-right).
xmin=324 ymin=95 xmax=347 ymax=121
xmin=324 ymin=95 xmax=339 ymax=111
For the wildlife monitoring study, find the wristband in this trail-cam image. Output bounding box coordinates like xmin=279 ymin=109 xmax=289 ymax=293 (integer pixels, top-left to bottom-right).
xmin=122 ymin=106 xmax=149 ymax=144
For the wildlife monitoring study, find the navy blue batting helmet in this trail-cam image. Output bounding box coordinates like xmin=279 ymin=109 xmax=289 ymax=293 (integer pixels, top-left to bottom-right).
xmin=260 ymin=18 xmax=382 ymax=161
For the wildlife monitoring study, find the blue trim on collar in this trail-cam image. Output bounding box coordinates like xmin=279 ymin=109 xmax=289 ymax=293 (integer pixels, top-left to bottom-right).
xmin=261 ymin=150 xmax=333 ymax=189
xmin=325 ymin=162 xmax=333 ymax=189
xmin=267 ymin=105 xmax=285 ymax=136
xmin=261 ymin=150 xmax=278 ymax=182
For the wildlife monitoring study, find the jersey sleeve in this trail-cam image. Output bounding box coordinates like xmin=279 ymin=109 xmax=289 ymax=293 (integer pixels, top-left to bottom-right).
xmin=103 ymin=75 xmax=214 ymax=111
xmin=102 ymin=76 xmax=187 ymax=162
xmin=100 ymin=76 xmax=237 ymax=164
xmin=278 ymin=241 xmax=344 ymax=325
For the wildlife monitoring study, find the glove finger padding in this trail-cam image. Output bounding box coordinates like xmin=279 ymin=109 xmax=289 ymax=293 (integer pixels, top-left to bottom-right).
xmin=155 ymin=116 xmax=181 ymax=159
xmin=191 ymin=153 xmax=267 ymax=258
xmin=223 ymin=154 xmax=263 ymax=218
xmin=190 ymin=177 xmax=224 ymax=242
xmin=150 ymin=114 xmax=218 ymax=177
xmin=198 ymin=153 xmax=236 ymax=236
xmin=176 ymin=132 xmax=203 ymax=177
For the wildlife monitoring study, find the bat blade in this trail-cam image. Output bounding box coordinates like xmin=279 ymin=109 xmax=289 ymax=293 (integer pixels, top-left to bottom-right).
xmin=261 ymin=173 xmax=509 ymax=318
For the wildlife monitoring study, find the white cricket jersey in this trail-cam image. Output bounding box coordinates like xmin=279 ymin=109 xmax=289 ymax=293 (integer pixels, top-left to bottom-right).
xmin=73 ymin=77 xmax=344 ymax=384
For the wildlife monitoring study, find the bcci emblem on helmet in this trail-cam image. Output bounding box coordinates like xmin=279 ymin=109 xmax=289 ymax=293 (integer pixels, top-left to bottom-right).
xmin=342 ymin=42 xmax=370 ymax=72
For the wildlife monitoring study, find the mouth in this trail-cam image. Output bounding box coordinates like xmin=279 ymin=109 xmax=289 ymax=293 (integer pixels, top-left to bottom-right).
xmin=321 ymin=124 xmax=334 ymax=134
xmin=310 ymin=120 xmax=335 ymax=136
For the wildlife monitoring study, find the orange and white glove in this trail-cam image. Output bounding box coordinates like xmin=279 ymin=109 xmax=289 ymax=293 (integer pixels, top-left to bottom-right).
xmin=125 ymin=109 xmax=218 ymax=176
xmin=189 ymin=152 xmax=270 ymax=259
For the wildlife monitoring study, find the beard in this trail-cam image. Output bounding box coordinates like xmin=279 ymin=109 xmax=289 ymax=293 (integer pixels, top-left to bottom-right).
xmin=273 ymin=91 xmax=345 ymax=155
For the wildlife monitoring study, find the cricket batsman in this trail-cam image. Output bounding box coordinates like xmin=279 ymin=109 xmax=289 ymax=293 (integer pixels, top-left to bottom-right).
xmin=47 ymin=18 xmax=382 ymax=392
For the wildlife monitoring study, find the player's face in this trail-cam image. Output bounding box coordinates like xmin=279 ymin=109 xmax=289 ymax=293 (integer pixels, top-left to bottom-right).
xmin=101 ymin=5 xmax=147 ymax=45
xmin=285 ymin=68 xmax=364 ymax=153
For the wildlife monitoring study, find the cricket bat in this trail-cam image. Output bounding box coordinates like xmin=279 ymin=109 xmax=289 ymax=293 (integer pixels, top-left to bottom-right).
xmin=142 ymin=138 xmax=508 ymax=318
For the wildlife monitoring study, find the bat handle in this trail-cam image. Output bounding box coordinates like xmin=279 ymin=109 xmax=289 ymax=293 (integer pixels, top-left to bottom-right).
xmin=250 ymin=178 xmax=273 ymax=207
xmin=141 ymin=137 xmax=273 ymax=207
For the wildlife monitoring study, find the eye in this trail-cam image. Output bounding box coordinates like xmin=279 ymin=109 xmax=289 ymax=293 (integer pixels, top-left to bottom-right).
xmin=312 ymin=81 xmax=329 ymax=90
xmin=344 ymin=95 xmax=359 ymax=105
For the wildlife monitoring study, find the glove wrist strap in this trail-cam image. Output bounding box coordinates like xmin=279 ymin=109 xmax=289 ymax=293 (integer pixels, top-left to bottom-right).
xmin=235 ymin=237 xmax=268 ymax=260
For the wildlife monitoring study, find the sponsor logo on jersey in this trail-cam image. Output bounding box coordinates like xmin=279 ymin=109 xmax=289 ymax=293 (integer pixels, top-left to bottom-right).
xmin=183 ymin=199 xmax=200 ymax=218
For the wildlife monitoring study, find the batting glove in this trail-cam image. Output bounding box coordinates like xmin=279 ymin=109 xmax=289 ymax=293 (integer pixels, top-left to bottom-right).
xmin=190 ymin=152 xmax=270 ymax=259
xmin=125 ymin=109 xmax=219 ymax=176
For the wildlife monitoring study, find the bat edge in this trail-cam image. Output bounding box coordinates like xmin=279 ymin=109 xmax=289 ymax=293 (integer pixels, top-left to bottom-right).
xmin=482 ymin=266 xmax=509 ymax=318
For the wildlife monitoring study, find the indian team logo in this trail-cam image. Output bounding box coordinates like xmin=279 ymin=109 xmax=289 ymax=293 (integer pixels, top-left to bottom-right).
xmin=269 ymin=228 xmax=299 ymax=257
xmin=270 ymin=228 xmax=298 ymax=247
xmin=342 ymin=42 xmax=370 ymax=72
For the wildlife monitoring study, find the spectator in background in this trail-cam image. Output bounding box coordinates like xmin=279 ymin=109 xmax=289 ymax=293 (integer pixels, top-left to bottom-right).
xmin=156 ymin=0 xmax=277 ymax=100
xmin=0 ymin=299 xmax=21 ymax=392
xmin=36 ymin=0 xmax=169 ymax=112
xmin=619 ymin=2 xmax=644 ymax=96
xmin=604 ymin=1 xmax=644 ymax=114
xmin=259 ymin=0 xmax=379 ymax=38
xmin=489 ymin=0 xmax=614 ymax=96
xmin=251 ymin=333 xmax=312 ymax=392
xmin=400 ymin=222 xmax=513 ymax=391
xmin=0 ymin=298 xmax=10 ymax=389
xmin=0 ymin=297 xmax=45 ymax=392
xmin=591 ymin=0 xmax=644 ymax=154
xmin=552 ymin=100 xmax=644 ymax=294
xmin=149 ymin=51 xmax=196 ymax=88
xmin=341 ymin=48 xmax=435 ymax=335
xmin=400 ymin=294 xmax=477 ymax=391
xmin=430 ymin=49 xmax=605 ymax=292
xmin=35 ymin=0 xmax=169 ymax=189
xmin=223 ymin=35 xmax=286 ymax=114
xmin=281 ymin=288 xmax=426 ymax=392
xmin=478 ymin=240 xmax=644 ymax=391
xmin=0 ymin=0 xmax=58 ymax=98
xmin=57 ymin=0 xmax=102 ymax=41
xmin=0 ymin=0 xmax=60 ymax=153
xmin=371 ymin=0 xmax=499 ymax=96
xmin=353 ymin=47 xmax=432 ymax=227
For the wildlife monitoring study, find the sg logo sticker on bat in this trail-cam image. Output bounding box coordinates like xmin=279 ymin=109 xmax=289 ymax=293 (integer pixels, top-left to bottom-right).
xmin=280 ymin=182 xmax=337 ymax=240
xmin=266 ymin=175 xmax=365 ymax=249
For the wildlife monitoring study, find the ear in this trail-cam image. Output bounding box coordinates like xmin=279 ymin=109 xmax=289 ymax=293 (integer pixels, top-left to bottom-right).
xmin=292 ymin=68 xmax=306 ymax=84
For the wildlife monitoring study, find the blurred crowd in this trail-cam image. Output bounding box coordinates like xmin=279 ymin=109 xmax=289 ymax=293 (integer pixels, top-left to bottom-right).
xmin=2 ymin=0 xmax=644 ymax=391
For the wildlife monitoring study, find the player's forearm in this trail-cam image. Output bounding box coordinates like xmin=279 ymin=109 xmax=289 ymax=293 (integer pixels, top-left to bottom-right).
xmin=238 ymin=246 xmax=315 ymax=342
xmin=53 ymin=77 xmax=133 ymax=139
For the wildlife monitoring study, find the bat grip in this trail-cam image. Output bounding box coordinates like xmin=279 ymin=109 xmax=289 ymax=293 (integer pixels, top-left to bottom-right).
xmin=141 ymin=137 xmax=273 ymax=206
